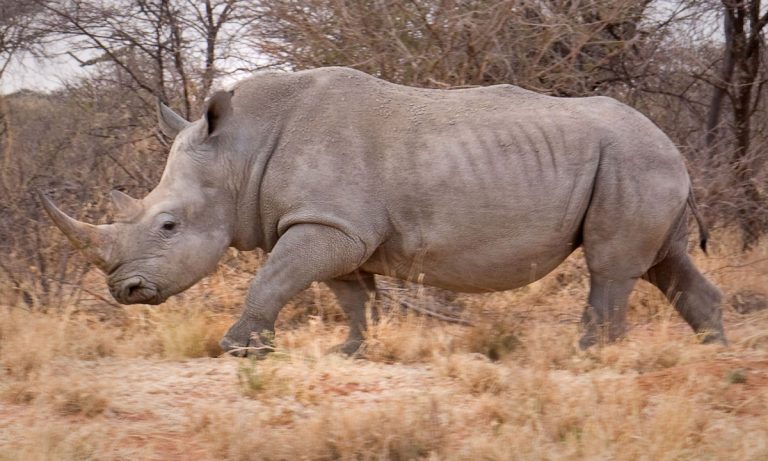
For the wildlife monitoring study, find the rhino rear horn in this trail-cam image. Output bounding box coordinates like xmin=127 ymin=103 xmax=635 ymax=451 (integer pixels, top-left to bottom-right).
xmin=39 ymin=191 xmax=112 ymax=272
xmin=157 ymin=100 xmax=190 ymax=139
xmin=110 ymin=189 xmax=141 ymax=219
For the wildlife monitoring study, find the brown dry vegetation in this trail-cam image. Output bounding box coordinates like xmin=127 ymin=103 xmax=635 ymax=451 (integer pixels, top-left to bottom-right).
xmin=1 ymin=233 xmax=767 ymax=460
xmin=3 ymin=1 xmax=768 ymax=459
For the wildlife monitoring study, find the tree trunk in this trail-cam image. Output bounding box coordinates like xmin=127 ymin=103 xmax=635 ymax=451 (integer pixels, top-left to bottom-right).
xmin=707 ymin=0 xmax=768 ymax=249
xmin=705 ymin=6 xmax=735 ymax=151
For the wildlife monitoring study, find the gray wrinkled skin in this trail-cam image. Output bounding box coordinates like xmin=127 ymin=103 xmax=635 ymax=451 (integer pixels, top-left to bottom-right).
xmin=43 ymin=67 xmax=726 ymax=355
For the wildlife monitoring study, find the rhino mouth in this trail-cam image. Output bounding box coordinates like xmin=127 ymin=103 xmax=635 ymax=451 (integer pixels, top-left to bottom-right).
xmin=109 ymin=275 xmax=161 ymax=305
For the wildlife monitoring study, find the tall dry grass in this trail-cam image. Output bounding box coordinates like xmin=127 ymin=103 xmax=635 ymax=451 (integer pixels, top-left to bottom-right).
xmin=0 ymin=231 xmax=767 ymax=460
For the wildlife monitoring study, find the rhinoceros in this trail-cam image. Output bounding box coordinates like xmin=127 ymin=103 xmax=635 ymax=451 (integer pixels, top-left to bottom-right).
xmin=41 ymin=67 xmax=725 ymax=354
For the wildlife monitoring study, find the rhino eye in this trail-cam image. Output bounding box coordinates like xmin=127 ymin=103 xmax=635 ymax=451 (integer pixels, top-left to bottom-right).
xmin=162 ymin=221 xmax=176 ymax=231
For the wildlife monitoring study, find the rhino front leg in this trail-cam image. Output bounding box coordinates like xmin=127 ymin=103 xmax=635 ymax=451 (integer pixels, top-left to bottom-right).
xmin=220 ymin=224 xmax=368 ymax=357
xmin=325 ymin=273 xmax=376 ymax=355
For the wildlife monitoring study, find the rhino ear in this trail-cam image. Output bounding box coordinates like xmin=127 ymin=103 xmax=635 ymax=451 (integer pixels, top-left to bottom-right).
xmin=203 ymin=90 xmax=234 ymax=137
xmin=157 ymin=100 xmax=190 ymax=139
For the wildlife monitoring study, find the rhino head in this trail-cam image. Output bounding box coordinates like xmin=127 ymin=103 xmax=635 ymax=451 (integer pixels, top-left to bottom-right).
xmin=41 ymin=92 xmax=237 ymax=305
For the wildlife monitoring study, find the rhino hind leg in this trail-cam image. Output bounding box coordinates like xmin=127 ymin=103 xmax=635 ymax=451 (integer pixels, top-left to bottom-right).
xmin=643 ymin=250 xmax=726 ymax=344
xmin=325 ymin=273 xmax=377 ymax=355
xmin=579 ymin=275 xmax=638 ymax=349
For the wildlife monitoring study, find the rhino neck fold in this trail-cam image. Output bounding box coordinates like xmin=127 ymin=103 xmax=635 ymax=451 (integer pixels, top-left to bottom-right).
xmin=229 ymin=122 xmax=283 ymax=252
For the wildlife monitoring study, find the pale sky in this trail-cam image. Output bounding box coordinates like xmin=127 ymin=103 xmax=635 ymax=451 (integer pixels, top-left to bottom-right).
xmin=1 ymin=45 xmax=262 ymax=95
xmin=1 ymin=44 xmax=89 ymax=95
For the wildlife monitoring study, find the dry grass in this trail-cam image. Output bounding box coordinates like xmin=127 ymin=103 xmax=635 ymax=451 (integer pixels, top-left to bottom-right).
xmin=0 ymin=423 xmax=108 ymax=461
xmin=194 ymin=395 xmax=449 ymax=461
xmin=1 ymin=233 xmax=767 ymax=460
xmin=0 ymin=307 xmax=115 ymax=380
xmin=361 ymin=311 xmax=457 ymax=364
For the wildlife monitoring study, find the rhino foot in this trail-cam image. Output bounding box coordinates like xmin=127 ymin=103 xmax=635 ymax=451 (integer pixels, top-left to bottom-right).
xmin=700 ymin=330 xmax=728 ymax=346
xmin=220 ymin=318 xmax=275 ymax=358
xmin=219 ymin=333 xmax=274 ymax=358
xmin=327 ymin=339 xmax=364 ymax=357
xmin=578 ymin=333 xmax=597 ymax=350
xmin=219 ymin=336 xmax=248 ymax=357
xmin=578 ymin=323 xmax=626 ymax=350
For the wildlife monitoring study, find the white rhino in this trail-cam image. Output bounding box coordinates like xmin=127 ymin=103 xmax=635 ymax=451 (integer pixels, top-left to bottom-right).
xmin=41 ymin=67 xmax=725 ymax=354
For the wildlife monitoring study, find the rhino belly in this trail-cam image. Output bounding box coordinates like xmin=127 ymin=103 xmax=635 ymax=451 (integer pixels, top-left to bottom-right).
xmin=361 ymin=223 xmax=581 ymax=293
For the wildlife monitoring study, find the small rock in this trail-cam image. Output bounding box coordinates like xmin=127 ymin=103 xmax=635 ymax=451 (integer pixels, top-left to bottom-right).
xmin=727 ymin=369 xmax=748 ymax=384
xmin=729 ymin=290 xmax=768 ymax=314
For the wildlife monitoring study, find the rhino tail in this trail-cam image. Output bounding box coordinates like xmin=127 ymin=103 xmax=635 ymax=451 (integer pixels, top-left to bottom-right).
xmin=687 ymin=184 xmax=709 ymax=255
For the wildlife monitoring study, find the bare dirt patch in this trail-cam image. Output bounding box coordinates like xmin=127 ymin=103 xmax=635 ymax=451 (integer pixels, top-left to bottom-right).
xmin=2 ymin=315 xmax=768 ymax=460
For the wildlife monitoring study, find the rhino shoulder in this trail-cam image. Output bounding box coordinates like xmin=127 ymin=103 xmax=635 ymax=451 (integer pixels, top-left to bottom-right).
xmin=233 ymin=67 xmax=379 ymax=100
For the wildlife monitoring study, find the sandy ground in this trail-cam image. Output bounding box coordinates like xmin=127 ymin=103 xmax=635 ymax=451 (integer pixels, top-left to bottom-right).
xmin=2 ymin=322 xmax=768 ymax=460
xmin=0 ymin=355 xmax=465 ymax=459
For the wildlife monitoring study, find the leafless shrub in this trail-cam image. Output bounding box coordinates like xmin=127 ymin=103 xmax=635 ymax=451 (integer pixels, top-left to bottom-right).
xmin=252 ymin=0 xmax=654 ymax=94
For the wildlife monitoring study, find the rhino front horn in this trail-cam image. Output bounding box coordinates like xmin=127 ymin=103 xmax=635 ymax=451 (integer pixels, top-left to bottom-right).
xmin=38 ymin=191 xmax=112 ymax=271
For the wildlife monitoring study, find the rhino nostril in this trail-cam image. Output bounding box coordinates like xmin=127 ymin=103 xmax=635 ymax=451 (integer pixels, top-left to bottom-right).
xmin=110 ymin=276 xmax=158 ymax=304
xmin=120 ymin=278 xmax=143 ymax=300
xmin=127 ymin=283 xmax=141 ymax=296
